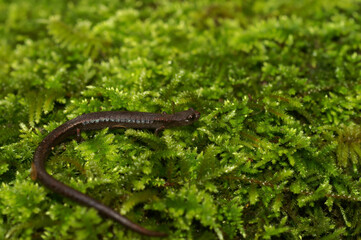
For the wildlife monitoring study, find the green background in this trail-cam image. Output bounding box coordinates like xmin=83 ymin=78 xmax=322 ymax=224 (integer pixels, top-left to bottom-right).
xmin=1 ymin=0 xmax=361 ymax=239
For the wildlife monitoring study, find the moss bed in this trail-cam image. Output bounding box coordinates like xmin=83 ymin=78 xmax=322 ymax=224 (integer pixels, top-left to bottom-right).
xmin=1 ymin=0 xmax=361 ymax=239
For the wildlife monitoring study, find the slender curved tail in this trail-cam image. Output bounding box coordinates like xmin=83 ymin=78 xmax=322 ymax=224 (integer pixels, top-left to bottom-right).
xmin=32 ymin=131 xmax=167 ymax=237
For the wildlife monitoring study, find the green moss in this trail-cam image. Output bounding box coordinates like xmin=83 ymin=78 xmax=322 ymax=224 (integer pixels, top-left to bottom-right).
xmin=1 ymin=0 xmax=361 ymax=239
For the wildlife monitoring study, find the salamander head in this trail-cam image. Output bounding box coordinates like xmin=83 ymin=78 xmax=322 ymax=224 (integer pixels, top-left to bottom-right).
xmin=171 ymin=108 xmax=200 ymax=127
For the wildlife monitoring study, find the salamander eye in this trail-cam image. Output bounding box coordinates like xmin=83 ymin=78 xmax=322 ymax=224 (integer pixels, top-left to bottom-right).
xmin=186 ymin=114 xmax=194 ymax=121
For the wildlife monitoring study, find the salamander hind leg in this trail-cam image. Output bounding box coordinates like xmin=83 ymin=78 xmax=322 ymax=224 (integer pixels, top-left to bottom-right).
xmin=76 ymin=128 xmax=85 ymax=143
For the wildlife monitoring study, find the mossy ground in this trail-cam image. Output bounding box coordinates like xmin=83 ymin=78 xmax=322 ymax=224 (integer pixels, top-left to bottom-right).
xmin=1 ymin=0 xmax=361 ymax=239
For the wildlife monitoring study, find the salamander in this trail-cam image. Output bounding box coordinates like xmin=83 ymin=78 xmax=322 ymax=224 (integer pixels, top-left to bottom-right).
xmin=32 ymin=108 xmax=200 ymax=237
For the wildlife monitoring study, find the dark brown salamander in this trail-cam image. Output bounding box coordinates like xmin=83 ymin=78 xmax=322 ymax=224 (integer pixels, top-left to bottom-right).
xmin=32 ymin=108 xmax=200 ymax=237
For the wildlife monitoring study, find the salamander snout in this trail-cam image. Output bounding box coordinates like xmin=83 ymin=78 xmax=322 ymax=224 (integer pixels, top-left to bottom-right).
xmin=184 ymin=108 xmax=200 ymax=123
xmin=192 ymin=110 xmax=200 ymax=122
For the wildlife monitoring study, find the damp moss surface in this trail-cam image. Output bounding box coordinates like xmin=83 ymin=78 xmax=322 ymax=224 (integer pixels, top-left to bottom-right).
xmin=1 ymin=0 xmax=361 ymax=239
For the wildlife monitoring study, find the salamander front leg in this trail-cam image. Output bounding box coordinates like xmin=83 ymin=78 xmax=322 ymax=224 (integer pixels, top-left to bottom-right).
xmin=155 ymin=126 xmax=165 ymax=136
